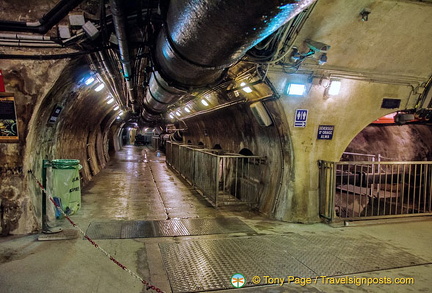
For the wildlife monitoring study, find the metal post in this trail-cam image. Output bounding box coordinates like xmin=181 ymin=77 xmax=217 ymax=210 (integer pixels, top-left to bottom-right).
xmin=42 ymin=160 xmax=49 ymax=230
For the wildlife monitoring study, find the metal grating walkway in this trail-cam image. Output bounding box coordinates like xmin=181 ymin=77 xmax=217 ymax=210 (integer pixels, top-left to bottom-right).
xmin=159 ymin=233 xmax=430 ymax=292
xmin=85 ymin=217 xmax=255 ymax=239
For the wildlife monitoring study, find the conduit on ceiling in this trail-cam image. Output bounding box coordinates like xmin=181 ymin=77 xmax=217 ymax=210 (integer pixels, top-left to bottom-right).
xmin=141 ymin=0 xmax=317 ymax=122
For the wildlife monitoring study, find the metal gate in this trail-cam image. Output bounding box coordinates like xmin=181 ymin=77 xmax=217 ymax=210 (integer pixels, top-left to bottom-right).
xmin=319 ymin=160 xmax=432 ymax=222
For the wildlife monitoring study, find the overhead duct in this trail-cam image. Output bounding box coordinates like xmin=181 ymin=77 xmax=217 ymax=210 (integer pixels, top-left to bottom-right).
xmin=109 ymin=0 xmax=135 ymax=106
xmin=142 ymin=0 xmax=316 ymax=121
xmin=0 ymin=0 xmax=85 ymax=34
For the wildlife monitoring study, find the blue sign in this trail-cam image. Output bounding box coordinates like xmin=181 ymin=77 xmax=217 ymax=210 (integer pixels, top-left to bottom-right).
xmin=317 ymin=125 xmax=334 ymax=140
xmin=294 ymin=109 xmax=308 ymax=127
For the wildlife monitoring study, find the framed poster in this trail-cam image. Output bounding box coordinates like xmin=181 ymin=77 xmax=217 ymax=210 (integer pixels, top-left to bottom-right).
xmin=0 ymin=93 xmax=19 ymax=141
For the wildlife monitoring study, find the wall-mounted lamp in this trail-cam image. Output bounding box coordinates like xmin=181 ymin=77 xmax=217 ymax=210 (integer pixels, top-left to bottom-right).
xmin=184 ymin=106 xmax=191 ymax=113
xmin=240 ymin=82 xmax=253 ymax=93
xmin=113 ymin=105 xmax=119 ymax=111
xmin=201 ymin=99 xmax=209 ymax=106
xmin=328 ymin=80 xmax=341 ymax=95
xmin=94 ymin=83 xmax=105 ymax=92
xmin=287 ymin=83 xmax=306 ymax=96
xmin=169 ymin=113 xmax=175 ymax=119
xmin=107 ymin=97 xmax=115 ymax=104
xmin=175 ymin=111 xmax=181 ymax=117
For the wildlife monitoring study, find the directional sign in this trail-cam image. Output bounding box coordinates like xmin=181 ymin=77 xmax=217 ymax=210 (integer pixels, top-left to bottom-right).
xmin=317 ymin=125 xmax=334 ymax=140
xmin=294 ymin=109 xmax=308 ymax=127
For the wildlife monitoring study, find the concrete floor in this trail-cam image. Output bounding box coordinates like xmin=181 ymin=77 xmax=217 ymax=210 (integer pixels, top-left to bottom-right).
xmin=0 ymin=146 xmax=431 ymax=293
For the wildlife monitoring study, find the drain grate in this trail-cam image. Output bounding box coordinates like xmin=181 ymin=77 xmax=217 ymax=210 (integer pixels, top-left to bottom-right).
xmin=159 ymin=233 xmax=429 ymax=293
xmin=85 ymin=217 xmax=255 ymax=239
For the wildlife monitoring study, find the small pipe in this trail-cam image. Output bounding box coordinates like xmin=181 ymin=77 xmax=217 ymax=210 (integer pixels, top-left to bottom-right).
xmin=0 ymin=49 xmax=104 ymax=60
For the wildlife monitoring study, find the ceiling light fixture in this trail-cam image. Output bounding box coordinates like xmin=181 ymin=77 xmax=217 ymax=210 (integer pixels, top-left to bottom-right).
xmin=107 ymin=98 xmax=115 ymax=104
xmin=240 ymin=82 xmax=253 ymax=93
xmin=114 ymin=105 xmax=119 ymax=111
xmin=84 ymin=76 xmax=95 ymax=85
xmin=201 ymin=99 xmax=209 ymax=106
xmin=184 ymin=107 xmax=191 ymax=113
xmin=94 ymin=83 xmax=105 ymax=92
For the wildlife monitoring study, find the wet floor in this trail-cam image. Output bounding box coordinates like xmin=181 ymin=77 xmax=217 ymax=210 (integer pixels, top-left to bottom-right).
xmin=1 ymin=146 xmax=432 ymax=293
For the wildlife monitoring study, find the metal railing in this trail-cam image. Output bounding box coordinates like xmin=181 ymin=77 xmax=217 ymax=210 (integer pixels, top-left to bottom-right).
xmin=319 ymin=160 xmax=432 ymax=222
xmin=166 ymin=142 xmax=265 ymax=207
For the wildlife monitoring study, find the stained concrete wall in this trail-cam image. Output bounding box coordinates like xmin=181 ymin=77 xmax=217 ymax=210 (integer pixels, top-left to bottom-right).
xmin=1 ymin=58 xmax=121 ymax=235
xmin=0 ymin=59 xmax=69 ymax=235
xmin=266 ymin=70 xmax=419 ymax=222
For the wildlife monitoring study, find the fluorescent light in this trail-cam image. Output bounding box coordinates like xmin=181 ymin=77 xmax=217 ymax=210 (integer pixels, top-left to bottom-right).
xmin=114 ymin=105 xmax=119 ymax=111
xmin=94 ymin=83 xmax=105 ymax=92
xmin=176 ymin=111 xmax=181 ymax=117
xmin=184 ymin=107 xmax=191 ymax=113
xmin=328 ymin=80 xmax=341 ymax=95
xmin=84 ymin=76 xmax=95 ymax=85
xmin=240 ymin=82 xmax=253 ymax=93
xmin=287 ymin=83 xmax=306 ymax=96
xmin=107 ymin=98 xmax=115 ymax=104
xmin=169 ymin=114 xmax=174 ymax=119
xmin=201 ymin=99 xmax=209 ymax=106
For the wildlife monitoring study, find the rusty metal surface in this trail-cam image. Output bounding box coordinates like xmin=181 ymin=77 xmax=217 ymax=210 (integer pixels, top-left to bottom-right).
xmin=159 ymin=233 xmax=429 ymax=292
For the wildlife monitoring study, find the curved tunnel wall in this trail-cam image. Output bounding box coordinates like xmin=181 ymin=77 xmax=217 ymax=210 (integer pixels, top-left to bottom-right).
xmin=182 ymin=102 xmax=288 ymax=217
xmin=345 ymin=124 xmax=432 ymax=161
xmin=1 ymin=58 xmax=121 ymax=234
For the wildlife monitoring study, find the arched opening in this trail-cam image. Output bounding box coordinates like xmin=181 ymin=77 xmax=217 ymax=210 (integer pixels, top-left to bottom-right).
xmin=331 ymin=113 xmax=432 ymax=220
xmin=342 ymin=111 xmax=432 ymax=162
xmin=239 ymin=148 xmax=254 ymax=156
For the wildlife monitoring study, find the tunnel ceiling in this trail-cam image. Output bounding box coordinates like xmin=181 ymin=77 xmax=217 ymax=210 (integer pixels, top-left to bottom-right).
xmin=1 ymin=0 xmax=432 ymax=128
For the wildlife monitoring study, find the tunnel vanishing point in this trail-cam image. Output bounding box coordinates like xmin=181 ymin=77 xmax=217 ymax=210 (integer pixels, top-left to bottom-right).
xmin=1 ymin=0 xmax=432 ymax=235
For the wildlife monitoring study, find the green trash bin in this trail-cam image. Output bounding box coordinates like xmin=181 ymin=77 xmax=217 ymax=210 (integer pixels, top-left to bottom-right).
xmin=47 ymin=159 xmax=82 ymax=217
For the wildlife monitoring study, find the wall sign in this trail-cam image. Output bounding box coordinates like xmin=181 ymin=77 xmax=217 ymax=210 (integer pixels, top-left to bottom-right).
xmin=317 ymin=125 xmax=334 ymax=140
xmin=0 ymin=70 xmax=5 ymax=92
xmin=48 ymin=105 xmax=63 ymax=124
xmin=294 ymin=109 xmax=308 ymax=127
xmin=0 ymin=93 xmax=18 ymax=141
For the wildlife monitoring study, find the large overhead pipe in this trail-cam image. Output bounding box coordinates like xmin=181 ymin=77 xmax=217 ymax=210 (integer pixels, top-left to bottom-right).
xmin=109 ymin=0 xmax=135 ymax=105
xmin=0 ymin=0 xmax=85 ymax=34
xmin=142 ymin=0 xmax=316 ymax=121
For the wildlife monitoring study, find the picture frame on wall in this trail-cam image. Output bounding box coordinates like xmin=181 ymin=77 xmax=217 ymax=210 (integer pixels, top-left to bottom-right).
xmin=0 ymin=93 xmax=19 ymax=142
